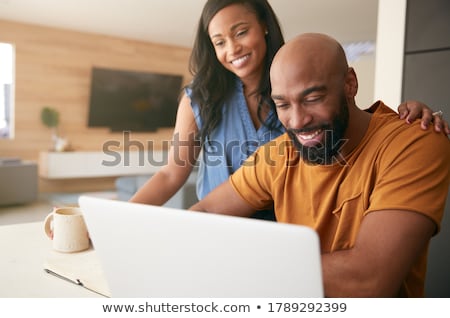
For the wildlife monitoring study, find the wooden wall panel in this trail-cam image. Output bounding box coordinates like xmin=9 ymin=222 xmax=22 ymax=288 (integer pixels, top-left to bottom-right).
xmin=0 ymin=19 xmax=192 ymax=192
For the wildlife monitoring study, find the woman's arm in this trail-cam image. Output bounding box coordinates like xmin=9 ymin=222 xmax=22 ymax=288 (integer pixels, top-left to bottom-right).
xmin=397 ymin=100 xmax=449 ymax=134
xmin=130 ymin=94 xmax=201 ymax=205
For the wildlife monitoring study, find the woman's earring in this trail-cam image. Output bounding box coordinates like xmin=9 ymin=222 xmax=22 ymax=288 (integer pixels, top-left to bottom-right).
xmin=265 ymin=30 xmax=269 ymax=35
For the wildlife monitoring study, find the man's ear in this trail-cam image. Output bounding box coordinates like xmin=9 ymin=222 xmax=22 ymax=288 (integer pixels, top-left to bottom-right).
xmin=345 ymin=67 xmax=358 ymax=97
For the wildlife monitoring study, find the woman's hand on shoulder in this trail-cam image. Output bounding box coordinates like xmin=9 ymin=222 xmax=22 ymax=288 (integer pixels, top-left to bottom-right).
xmin=397 ymin=101 xmax=450 ymax=135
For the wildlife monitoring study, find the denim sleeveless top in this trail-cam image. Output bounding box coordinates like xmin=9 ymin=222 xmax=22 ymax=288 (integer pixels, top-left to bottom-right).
xmin=187 ymin=79 xmax=284 ymax=199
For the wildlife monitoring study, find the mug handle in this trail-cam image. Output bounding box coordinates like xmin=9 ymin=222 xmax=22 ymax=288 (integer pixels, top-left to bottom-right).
xmin=44 ymin=211 xmax=54 ymax=240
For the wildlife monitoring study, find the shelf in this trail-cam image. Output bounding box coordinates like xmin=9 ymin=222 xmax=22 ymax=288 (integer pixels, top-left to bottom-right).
xmin=39 ymin=151 xmax=166 ymax=179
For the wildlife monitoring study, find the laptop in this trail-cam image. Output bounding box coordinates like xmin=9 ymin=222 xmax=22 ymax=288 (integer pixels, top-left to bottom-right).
xmin=78 ymin=195 xmax=324 ymax=297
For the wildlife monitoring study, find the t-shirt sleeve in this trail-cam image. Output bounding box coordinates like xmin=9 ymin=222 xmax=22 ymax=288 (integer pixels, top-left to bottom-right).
xmin=229 ymin=144 xmax=277 ymax=210
xmin=367 ymin=128 xmax=450 ymax=232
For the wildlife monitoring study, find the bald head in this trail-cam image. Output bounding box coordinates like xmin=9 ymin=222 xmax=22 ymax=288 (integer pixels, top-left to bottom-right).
xmin=270 ymin=33 xmax=348 ymax=85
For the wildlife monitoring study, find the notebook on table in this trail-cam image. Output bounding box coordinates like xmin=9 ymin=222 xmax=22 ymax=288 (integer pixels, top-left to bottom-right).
xmin=44 ymin=247 xmax=111 ymax=297
xmin=78 ymin=195 xmax=324 ymax=298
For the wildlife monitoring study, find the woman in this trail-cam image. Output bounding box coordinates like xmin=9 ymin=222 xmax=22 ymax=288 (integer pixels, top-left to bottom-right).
xmin=130 ymin=0 xmax=447 ymax=220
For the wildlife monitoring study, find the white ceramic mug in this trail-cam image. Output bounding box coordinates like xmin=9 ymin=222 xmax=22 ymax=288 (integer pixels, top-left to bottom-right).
xmin=44 ymin=207 xmax=90 ymax=253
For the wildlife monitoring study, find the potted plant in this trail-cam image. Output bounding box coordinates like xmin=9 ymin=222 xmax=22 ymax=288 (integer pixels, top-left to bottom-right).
xmin=41 ymin=106 xmax=69 ymax=151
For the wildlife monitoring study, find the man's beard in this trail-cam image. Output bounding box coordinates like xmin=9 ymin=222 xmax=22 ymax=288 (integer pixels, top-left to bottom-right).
xmin=287 ymin=95 xmax=349 ymax=165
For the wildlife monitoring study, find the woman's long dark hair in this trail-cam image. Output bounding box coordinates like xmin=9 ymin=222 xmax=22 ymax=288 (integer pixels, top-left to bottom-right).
xmin=188 ymin=0 xmax=285 ymax=145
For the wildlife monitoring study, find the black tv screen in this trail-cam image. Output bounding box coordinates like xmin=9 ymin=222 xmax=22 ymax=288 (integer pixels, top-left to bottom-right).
xmin=88 ymin=67 xmax=183 ymax=132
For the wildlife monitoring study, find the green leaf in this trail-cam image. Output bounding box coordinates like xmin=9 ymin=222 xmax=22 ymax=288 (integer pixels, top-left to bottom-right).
xmin=41 ymin=107 xmax=59 ymax=128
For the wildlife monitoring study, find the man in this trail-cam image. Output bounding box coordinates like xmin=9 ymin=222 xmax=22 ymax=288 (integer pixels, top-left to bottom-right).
xmin=190 ymin=33 xmax=450 ymax=297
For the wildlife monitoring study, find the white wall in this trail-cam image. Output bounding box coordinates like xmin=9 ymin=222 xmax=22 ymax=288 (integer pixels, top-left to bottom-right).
xmin=350 ymin=54 xmax=375 ymax=109
xmin=345 ymin=0 xmax=408 ymax=112
xmin=373 ymin=0 xmax=407 ymax=110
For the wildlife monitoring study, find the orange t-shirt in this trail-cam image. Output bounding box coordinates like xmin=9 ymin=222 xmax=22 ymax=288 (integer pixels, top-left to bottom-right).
xmin=230 ymin=102 xmax=450 ymax=297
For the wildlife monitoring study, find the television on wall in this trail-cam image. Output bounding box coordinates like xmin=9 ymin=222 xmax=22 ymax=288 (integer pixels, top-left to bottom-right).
xmin=87 ymin=67 xmax=183 ymax=132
